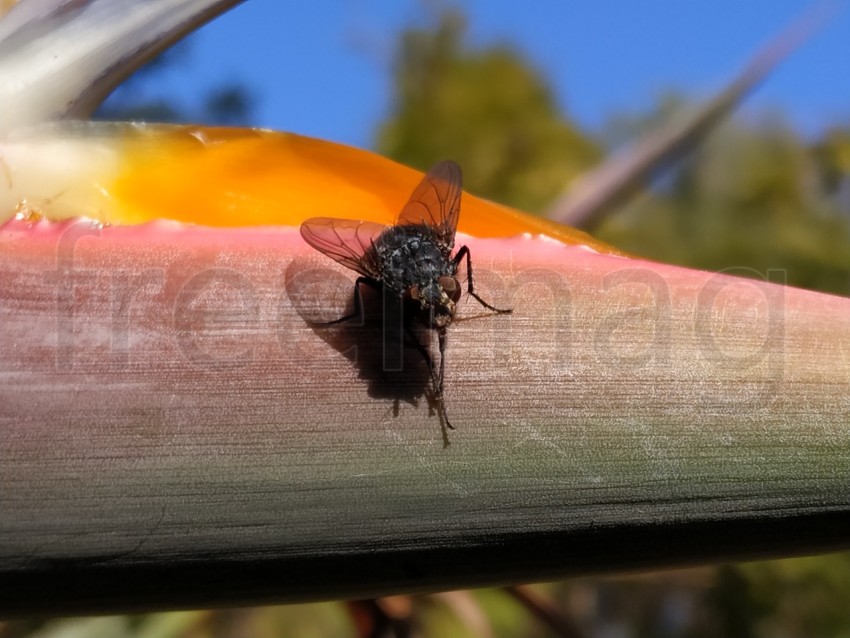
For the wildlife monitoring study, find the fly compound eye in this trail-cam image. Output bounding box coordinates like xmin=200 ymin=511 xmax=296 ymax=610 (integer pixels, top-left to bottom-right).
xmin=440 ymin=276 xmax=462 ymax=303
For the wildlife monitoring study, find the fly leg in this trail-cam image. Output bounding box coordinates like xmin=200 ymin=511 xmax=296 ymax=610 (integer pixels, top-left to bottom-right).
xmin=404 ymin=325 xmax=454 ymax=431
xmin=312 ymin=276 xmax=380 ymax=326
xmin=453 ymin=245 xmax=512 ymax=314
xmin=436 ymin=328 xmax=452 ymax=430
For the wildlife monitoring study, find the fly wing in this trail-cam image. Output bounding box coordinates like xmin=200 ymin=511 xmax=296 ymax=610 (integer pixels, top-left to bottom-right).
xmin=300 ymin=217 xmax=386 ymax=278
xmin=397 ymin=160 xmax=462 ymax=245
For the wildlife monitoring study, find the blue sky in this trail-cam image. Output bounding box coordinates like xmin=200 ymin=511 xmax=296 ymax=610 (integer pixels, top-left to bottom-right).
xmin=137 ymin=0 xmax=850 ymax=148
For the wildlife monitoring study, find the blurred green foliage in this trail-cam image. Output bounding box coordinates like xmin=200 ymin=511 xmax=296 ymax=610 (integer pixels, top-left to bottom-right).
xmin=599 ymin=110 xmax=850 ymax=295
xmin=8 ymin=558 xmax=850 ymax=638
xmin=376 ymin=9 xmax=600 ymax=215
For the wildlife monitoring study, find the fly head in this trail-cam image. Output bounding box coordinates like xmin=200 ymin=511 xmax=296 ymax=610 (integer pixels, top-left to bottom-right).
xmin=408 ymin=274 xmax=462 ymax=329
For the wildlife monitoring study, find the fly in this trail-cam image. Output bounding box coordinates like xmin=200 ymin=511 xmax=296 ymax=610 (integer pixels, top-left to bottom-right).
xmin=300 ymin=160 xmax=511 ymax=431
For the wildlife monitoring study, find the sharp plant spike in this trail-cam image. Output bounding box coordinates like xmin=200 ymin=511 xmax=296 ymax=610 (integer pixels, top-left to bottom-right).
xmin=0 ymin=0 xmax=245 ymax=134
xmin=545 ymin=4 xmax=837 ymax=230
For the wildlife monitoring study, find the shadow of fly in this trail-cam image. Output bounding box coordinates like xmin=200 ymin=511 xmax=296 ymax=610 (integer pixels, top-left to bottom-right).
xmin=300 ymin=160 xmax=512 ymax=435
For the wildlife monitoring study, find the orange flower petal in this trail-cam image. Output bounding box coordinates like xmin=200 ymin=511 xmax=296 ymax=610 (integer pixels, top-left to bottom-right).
xmin=1 ymin=124 xmax=621 ymax=254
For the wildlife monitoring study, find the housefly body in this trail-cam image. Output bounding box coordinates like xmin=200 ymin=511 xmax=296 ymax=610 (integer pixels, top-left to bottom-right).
xmin=300 ymin=160 xmax=511 ymax=432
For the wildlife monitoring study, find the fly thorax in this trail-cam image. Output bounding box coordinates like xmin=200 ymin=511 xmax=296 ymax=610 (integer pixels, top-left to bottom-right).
xmin=375 ymin=226 xmax=454 ymax=297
